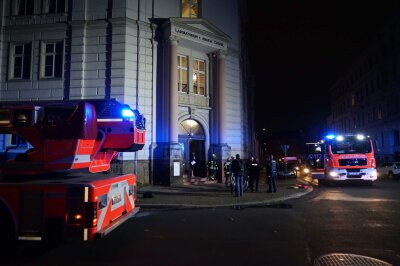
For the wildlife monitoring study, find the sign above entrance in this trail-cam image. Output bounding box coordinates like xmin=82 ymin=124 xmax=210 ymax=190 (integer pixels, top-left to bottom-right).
xmin=172 ymin=25 xmax=227 ymax=50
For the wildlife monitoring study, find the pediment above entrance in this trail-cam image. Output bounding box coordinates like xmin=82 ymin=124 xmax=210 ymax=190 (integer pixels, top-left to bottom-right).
xmin=163 ymin=18 xmax=230 ymax=53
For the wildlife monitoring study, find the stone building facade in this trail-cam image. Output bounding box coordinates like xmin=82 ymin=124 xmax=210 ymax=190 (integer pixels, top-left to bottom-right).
xmin=328 ymin=14 xmax=400 ymax=162
xmin=0 ymin=0 xmax=254 ymax=185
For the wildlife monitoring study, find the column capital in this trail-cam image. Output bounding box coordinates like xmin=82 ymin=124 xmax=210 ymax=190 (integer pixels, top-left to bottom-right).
xmin=167 ymin=35 xmax=180 ymax=46
xmin=217 ymin=50 xmax=228 ymax=59
xmin=151 ymin=38 xmax=158 ymax=47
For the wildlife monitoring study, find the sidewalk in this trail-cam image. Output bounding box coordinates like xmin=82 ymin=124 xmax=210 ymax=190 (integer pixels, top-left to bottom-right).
xmin=136 ymin=177 xmax=313 ymax=209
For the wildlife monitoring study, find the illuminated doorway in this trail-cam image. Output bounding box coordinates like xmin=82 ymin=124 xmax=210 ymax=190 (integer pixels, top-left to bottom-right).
xmin=178 ymin=119 xmax=206 ymax=177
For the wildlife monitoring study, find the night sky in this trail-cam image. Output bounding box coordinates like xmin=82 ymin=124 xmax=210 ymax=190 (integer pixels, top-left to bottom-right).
xmin=246 ymin=1 xmax=399 ymax=135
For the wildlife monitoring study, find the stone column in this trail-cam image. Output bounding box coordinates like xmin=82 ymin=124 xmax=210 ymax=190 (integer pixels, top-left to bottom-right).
xmin=152 ymin=36 xmax=182 ymax=186
xmin=169 ymin=36 xmax=179 ymax=142
xmin=217 ymin=50 xmax=227 ymax=144
xmin=211 ymin=50 xmax=231 ymax=184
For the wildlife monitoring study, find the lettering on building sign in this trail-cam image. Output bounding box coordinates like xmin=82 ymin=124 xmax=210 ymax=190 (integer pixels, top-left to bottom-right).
xmin=174 ymin=27 xmax=226 ymax=49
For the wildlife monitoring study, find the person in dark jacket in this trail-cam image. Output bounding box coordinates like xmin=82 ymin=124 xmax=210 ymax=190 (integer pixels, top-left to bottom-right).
xmin=231 ymin=154 xmax=244 ymax=197
xmin=267 ymin=154 xmax=278 ymax=193
xmin=248 ymin=156 xmax=261 ymax=192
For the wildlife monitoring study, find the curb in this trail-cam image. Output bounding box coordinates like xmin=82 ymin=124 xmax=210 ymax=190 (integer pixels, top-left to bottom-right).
xmin=136 ymin=186 xmax=313 ymax=210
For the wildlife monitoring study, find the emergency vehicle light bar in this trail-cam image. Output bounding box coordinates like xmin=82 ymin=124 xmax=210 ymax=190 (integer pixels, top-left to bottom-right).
xmin=122 ymin=108 xmax=134 ymax=118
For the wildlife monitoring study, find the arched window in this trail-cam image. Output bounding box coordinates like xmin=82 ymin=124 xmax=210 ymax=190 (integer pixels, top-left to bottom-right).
xmin=179 ymin=119 xmax=204 ymax=138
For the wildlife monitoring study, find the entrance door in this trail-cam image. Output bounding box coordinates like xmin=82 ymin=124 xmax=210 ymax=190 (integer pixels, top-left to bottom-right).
xmin=189 ymin=139 xmax=206 ymax=176
xmin=179 ymin=119 xmax=206 ymax=177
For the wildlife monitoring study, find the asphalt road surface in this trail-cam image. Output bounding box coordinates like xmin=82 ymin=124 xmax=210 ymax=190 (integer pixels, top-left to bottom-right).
xmin=3 ymin=179 xmax=400 ymax=266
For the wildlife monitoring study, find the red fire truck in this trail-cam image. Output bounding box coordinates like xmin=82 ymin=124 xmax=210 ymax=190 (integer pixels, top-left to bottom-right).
xmin=318 ymin=134 xmax=377 ymax=185
xmin=0 ymin=99 xmax=145 ymax=244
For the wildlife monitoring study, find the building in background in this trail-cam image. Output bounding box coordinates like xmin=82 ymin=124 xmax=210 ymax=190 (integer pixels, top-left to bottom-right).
xmin=328 ymin=14 xmax=400 ymax=162
xmin=0 ymin=0 xmax=254 ymax=185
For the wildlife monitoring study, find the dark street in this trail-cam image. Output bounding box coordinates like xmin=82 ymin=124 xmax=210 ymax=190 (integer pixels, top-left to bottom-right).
xmin=3 ymin=179 xmax=399 ymax=266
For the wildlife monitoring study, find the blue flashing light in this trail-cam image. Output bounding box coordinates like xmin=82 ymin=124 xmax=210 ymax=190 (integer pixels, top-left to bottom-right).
xmin=122 ymin=108 xmax=134 ymax=118
xmin=325 ymin=134 xmax=335 ymax=140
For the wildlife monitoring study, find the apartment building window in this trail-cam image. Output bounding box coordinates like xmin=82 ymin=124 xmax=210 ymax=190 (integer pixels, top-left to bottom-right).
xmin=391 ymin=63 xmax=396 ymax=81
xmin=394 ymin=130 xmax=400 ymax=147
xmin=44 ymin=0 xmax=66 ymax=13
xmin=40 ymin=41 xmax=63 ymax=78
xmin=181 ymin=0 xmax=201 ymax=18
xmin=177 ymin=55 xmax=188 ymax=93
xmin=351 ymin=94 xmax=356 ymax=106
xmin=9 ymin=43 xmax=32 ymax=80
xmin=192 ymin=59 xmax=205 ymax=95
xmin=374 ymin=134 xmax=379 ymax=151
xmin=378 ymin=104 xmax=382 ymax=120
xmin=13 ymin=0 xmax=34 ymax=15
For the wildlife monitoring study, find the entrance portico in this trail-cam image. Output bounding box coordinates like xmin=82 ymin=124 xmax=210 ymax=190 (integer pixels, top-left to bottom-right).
xmin=154 ymin=18 xmax=231 ymax=185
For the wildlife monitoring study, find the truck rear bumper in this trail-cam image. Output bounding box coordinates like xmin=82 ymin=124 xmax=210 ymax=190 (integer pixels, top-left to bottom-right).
xmin=63 ymin=207 xmax=140 ymax=241
xmin=93 ymin=207 xmax=140 ymax=240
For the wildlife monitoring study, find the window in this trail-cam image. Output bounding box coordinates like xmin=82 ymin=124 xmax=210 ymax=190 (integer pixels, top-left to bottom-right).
xmin=177 ymin=55 xmax=188 ymax=93
xmin=192 ymin=59 xmax=205 ymax=95
xmin=15 ymin=0 xmax=34 ymax=15
xmin=351 ymin=94 xmax=356 ymax=106
xmin=179 ymin=119 xmax=204 ymax=137
xmin=394 ymin=130 xmax=400 ymax=147
xmin=378 ymin=104 xmax=382 ymax=120
xmin=11 ymin=134 xmax=27 ymax=146
xmin=44 ymin=0 xmax=66 ymax=14
xmin=181 ymin=0 xmax=201 ymax=18
xmin=40 ymin=41 xmax=64 ymax=78
xmin=9 ymin=43 xmax=32 ymax=80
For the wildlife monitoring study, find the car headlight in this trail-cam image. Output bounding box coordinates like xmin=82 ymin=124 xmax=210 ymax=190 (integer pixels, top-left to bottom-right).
xmin=329 ymin=171 xmax=339 ymax=177
xmin=303 ymin=168 xmax=310 ymax=174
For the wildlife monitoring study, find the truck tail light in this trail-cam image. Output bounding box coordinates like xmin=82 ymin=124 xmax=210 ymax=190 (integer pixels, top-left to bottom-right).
xmin=67 ymin=212 xmax=84 ymax=225
xmin=84 ymin=202 xmax=98 ymax=228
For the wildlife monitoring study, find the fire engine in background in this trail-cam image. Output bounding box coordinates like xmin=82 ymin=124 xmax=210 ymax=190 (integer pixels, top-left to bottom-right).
xmin=0 ymin=99 xmax=145 ymax=244
xmin=318 ymin=134 xmax=377 ymax=185
xmin=302 ymin=142 xmax=325 ymax=179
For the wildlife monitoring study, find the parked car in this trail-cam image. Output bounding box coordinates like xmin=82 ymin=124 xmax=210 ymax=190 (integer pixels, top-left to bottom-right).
xmin=295 ymin=163 xmax=311 ymax=178
xmin=277 ymin=163 xmax=296 ymax=178
xmin=377 ymin=162 xmax=400 ymax=180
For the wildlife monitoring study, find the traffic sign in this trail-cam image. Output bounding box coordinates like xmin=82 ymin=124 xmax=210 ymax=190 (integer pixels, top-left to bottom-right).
xmin=281 ymin=145 xmax=290 ymax=153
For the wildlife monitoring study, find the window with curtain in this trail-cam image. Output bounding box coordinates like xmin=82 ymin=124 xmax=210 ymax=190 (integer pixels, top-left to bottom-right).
xmin=181 ymin=0 xmax=201 ymax=18
xmin=192 ymin=59 xmax=205 ymax=95
xmin=177 ymin=55 xmax=188 ymax=93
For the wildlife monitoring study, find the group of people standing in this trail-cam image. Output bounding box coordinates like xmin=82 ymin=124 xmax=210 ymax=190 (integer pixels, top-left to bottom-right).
xmin=223 ymin=154 xmax=278 ymax=197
